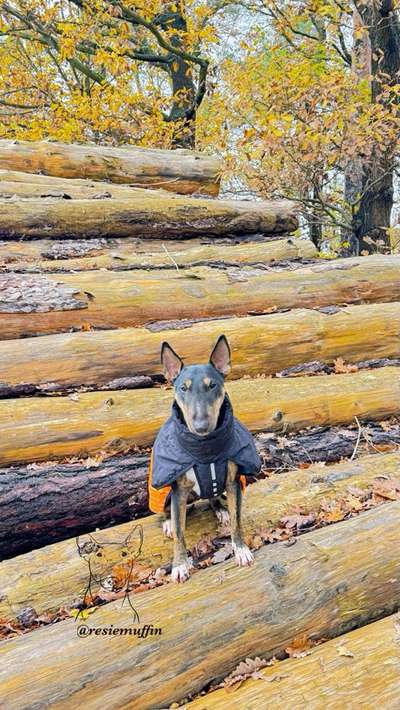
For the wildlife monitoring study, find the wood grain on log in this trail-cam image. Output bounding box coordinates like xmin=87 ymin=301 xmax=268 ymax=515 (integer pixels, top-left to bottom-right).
xmin=1 ymin=255 xmax=400 ymax=339
xmin=0 ymin=236 xmax=316 ymax=273
xmin=1 ymin=367 xmax=399 ymax=465
xmin=1 ymin=451 xmax=399 ymax=619
xmin=1 ymin=501 xmax=400 ymax=709
xmin=188 ymin=614 xmax=400 ymax=710
xmin=0 ymin=170 xmax=176 ymax=200
xmin=0 ymin=140 xmax=221 ymax=195
xmin=0 ymin=195 xmax=298 ymax=240
xmin=0 ymin=303 xmax=398 ymax=395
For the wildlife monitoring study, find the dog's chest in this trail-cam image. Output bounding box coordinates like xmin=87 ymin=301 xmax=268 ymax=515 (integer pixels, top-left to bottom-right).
xmin=184 ymin=463 xmax=225 ymax=499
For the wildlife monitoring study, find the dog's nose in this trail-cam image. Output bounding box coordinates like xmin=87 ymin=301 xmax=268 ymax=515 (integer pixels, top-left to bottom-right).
xmin=194 ymin=421 xmax=209 ymax=435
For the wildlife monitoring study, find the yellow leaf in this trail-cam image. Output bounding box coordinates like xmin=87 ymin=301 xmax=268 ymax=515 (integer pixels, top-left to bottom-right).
xmin=69 ymin=607 xmax=97 ymax=620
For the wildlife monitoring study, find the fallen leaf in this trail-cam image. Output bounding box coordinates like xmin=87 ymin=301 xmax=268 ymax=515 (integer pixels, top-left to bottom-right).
xmin=69 ymin=607 xmax=97 ymax=620
xmin=285 ymin=634 xmax=313 ymax=658
xmin=372 ymin=478 xmax=400 ymax=501
xmin=111 ymin=561 xmax=152 ymax=590
xmin=334 ymin=357 xmax=358 ymax=374
xmin=280 ymin=512 xmax=316 ymax=530
xmin=336 ymin=644 xmax=354 ymax=658
xmin=223 ymin=656 xmax=270 ymax=689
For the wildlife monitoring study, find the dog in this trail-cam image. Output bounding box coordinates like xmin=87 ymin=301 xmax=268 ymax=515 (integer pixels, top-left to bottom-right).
xmin=148 ymin=335 xmax=261 ymax=582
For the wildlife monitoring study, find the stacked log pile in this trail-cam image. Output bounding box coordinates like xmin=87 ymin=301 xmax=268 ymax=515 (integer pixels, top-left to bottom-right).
xmin=0 ymin=140 xmax=400 ymax=708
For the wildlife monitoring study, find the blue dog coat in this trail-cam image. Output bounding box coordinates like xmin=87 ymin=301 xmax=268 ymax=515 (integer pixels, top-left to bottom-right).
xmin=148 ymin=395 xmax=261 ymax=511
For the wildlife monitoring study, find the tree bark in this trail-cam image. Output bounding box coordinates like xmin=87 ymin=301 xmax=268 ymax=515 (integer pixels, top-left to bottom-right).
xmin=0 ymin=366 xmax=399 ymax=466
xmin=0 ymin=303 xmax=398 ymax=396
xmin=188 ymin=615 xmax=400 ymax=710
xmin=1 ymin=255 xmax=399 ymax=339
xmin=0 ymin=235 xmax=316 ymax=273
xmin=0 ymin=139 xmax=221 ymax=195
xmin=160 ymin=3 xmax=199 ymax=148
xmin=0 ymin=453 xmax=149 ymax=560
xmin=0 ymin=423 xmax=399 ymax=563
xmin=1 ymin=500 xmax=400 ymax=709
xmin=0 ymin=195 xmax=297 ymax=240
xmin=344 ymin=3 xmax=400 ymax=255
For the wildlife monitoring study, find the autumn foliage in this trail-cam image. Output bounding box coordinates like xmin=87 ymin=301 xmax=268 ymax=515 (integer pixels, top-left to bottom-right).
xmin=1 ymin=1 xmax=399 ymax=250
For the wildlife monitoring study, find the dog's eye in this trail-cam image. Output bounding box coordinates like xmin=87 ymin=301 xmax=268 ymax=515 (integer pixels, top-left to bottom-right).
xmin=209 ymin=382 xmax=217 ymax=390
xmin=180 ymin=384 xmax=187 ymax=392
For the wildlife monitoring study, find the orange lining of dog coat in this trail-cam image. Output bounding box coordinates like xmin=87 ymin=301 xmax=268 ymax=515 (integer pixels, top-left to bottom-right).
xmin=147 ymin=449 xmax=247 ymax=514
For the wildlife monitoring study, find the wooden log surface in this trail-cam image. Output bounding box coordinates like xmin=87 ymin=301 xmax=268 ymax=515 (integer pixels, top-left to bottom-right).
xmin=0 ymin=139 xmax=222 ymax=195
xmin=0 ymin=195 xmax=298 ymax=240
xmin=0 ymin=235 xmax=316 ymax=273
xmin=1 ymin=500 xmax=400 ymax=709
xmin=1 ymin=255 xmax=400 ymax=339
xmin=0 ymin=452 xmax=149 ymax=560
xmin=2 ymin=367 xmax=400 ymax=465
xmin=0 ymin=170 xmax=177 ymax=200
xmin=1 ymin=420 xmax=399 ymax=560
xmin=1 ymin=451 xmax=400 ymax=620
xmin=0 ymin=303 xmax=398 ymax=396
xmin=188 ymin=614 xmax=400 ymax=710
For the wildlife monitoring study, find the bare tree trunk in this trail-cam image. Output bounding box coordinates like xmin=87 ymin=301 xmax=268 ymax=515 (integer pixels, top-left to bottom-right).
xmin=160 ymin=2 xmax=198 ymax=148
xmin=344 ymin=2 xmax=400 ymax=255
xmin=309 ymin=184 xmax=323 ymax=248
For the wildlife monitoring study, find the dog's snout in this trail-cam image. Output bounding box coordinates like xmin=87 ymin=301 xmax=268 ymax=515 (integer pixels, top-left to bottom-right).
xmin=194 ymin=422 xmax=209 ymax=435
xmin=193 ymin=414 xmax=209 ymax=435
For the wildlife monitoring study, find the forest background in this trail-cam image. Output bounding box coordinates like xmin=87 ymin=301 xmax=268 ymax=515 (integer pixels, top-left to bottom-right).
xmin=1 ymin=0 xmax=399 ymax=255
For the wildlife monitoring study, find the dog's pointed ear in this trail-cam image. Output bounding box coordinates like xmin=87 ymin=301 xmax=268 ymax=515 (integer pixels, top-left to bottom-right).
xmin=209 ymin=335 xmax=231 ymax=377
xmin=161 ymin=341 xmax=183 ymax=382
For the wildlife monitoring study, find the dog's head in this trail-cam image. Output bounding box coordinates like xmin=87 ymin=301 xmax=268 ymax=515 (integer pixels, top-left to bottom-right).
xmin=161 ymin=335 xmax=231 ymax=436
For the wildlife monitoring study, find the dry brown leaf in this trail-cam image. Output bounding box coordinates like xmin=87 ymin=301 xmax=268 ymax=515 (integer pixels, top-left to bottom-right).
xmin=223 ymin=656 xmax=270 ymax=689
xmin=333 ymin=357 xmax=358 ymax=374
xmin=246 ymin=533 xmax=263 ymax=550
xmin=372 ymin=478 xmax=400 ymax=501
xmin=111 ymin=561 xmax=152 ymax=590
xmin=280 ymin=512 xmax=316 ymax=530
xmin=344 ymin=495 xmax=364 ymax=512
xmin=285 ymin=633 xmax=313 ymax=658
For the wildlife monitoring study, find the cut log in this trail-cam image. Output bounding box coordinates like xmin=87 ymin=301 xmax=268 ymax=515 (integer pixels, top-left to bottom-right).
xmin=1 ymin=367 xmax=399 ymax=465
xmin=0 ymin=169 xmax=176 ymax=200
xmin=0 ymin=303 xmax=398 ymax=396
xmin=1 ymin=420 xmax=400 ymax=560
xmin=187 ymin=614 xmax=400 ymax=710
xmin=259 ymin=419 xmax=400 ymax=469
xmin=1 ymin=255 xmax=400 ymax=339
xmin=0 ymin=140 xmax=221 ymax=195
xmin=0 ymin=235 xmax=316 ymax=273
xmin=0 ymin=195 xmax=298 ymax=240
xmin=1 ymin=501 xmax=400 ymax=709
xmin=0 ymin=453 xmax=149 ymax=560
xmin=1 ymin=451 xmax=399 ymax=618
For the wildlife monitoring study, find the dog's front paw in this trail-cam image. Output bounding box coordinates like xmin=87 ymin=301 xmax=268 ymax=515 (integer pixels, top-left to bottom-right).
xmin=233 ymin=542 xmax=254 ymax=567
xmin=162 ymin=519 xmax=173 ymax=538
xmin=171 ymin=561 xmax=191 ymax=583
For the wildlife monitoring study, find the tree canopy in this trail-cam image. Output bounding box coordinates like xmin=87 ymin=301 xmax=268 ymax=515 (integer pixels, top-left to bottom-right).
xmin=1 ymin=0 xmax=399 ymax=252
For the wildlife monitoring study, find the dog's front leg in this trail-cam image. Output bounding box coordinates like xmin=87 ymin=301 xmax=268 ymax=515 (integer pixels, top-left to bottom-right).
xmin=170 ymin=477 xmax=192 ymax=583
xmin=226 ymin=461 xmax=254 ymax=567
